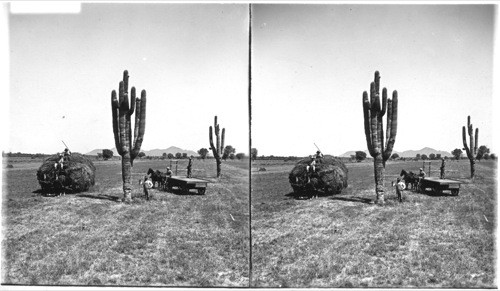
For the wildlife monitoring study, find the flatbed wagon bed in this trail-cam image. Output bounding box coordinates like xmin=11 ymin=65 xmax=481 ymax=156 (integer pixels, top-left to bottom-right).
xmin=418 ymin=177 xmax=462 ymax=196
xmin=165 ymin=176 xmax=209 ymax=195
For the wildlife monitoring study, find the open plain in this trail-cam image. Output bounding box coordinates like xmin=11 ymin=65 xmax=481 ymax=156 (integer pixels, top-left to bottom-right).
xmin=2 ymin=157 xmax=249 ymax=286
xmin=251 ymin=158 xmax=496 ymax=288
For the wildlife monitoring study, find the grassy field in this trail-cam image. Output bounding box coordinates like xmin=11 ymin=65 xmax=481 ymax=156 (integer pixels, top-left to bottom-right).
xmin=251 ymin=159 xmax=496 ymax=287
xmin=2 ymin=157 xmax=249 ymax=286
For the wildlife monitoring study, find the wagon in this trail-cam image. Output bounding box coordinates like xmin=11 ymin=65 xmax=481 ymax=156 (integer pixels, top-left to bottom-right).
xmin=418 ymin=177 xmax=462 ymax=196
xmin=165 ymin=176 xmax=209 ymax=195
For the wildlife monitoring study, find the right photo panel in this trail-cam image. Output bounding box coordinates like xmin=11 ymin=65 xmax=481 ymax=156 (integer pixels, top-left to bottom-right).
xmin=250 ymin=4 xmax=496 ymax=288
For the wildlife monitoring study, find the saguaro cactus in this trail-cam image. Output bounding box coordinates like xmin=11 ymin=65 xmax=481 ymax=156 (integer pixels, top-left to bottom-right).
xmin=209 ymin=116 xmax=225 ymax=178
xmin=462 ymin=116 xmax=478 ymax=179
xmin=111 ymin=70 xmax=147 ymax=202
xmin=362 ymin=71 xmax=398 ymax=204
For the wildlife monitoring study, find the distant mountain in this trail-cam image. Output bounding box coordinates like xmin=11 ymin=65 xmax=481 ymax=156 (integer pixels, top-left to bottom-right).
xmin=86 ymin=146 xmax=198 ymax=157
xmin=398 ymin=147 xmax=450 ymax=158
xmin=339 ymin=147 xmax=450 ymax=158
xmin=145 ymin=146 xmax=198 ymax=157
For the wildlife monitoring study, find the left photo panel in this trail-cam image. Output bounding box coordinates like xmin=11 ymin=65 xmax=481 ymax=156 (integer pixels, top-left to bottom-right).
xmin=3 ymin=3 xmax=250 ymax=287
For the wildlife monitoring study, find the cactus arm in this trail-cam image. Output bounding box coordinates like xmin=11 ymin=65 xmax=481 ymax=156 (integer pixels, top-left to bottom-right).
xmin=363 ymin=92 xmax=374 ymax=157
xmin=383 ymin=91 xmax=398 ymax=161
xmin=390 ymin=91 xmax=398 ymax=140
xmin=381 ymin=88 xmax=387 ymax=117
xmin=131 ymin=90 xmax=147 ymax=161
xmin=221 ymin=128 xmax=225 ymax=155
xmin=462 ymin=126 xmax=472 ymax=159
xmin=111 ymin=90 xmax=122 ymax=156
xmin=128 ymin=87 xmax=136 ymax=116
xmin=133 ymin=97 xmax=141 ymax=153
xmin=128 ymin=88 xmax=136 ymax=158
xmin=474 ymin=128 xmax=479 ymax=155
xmin=469 ymin=124 xmax=474 ymax=158
xmin=209 ymin=126 xmax=217 ymax=158
xmin=385 ymin=98 xmax=392 ymax=147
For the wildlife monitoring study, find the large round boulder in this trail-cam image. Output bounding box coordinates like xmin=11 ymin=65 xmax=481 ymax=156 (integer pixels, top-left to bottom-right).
xmin=37 ymin=153 xmax=96 ymax=193
xmin=289 ymin=156 xmax=348 ymax=195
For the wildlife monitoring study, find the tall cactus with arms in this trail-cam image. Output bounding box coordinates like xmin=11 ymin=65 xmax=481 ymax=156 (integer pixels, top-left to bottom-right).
xmin=462 ymin=116 xmax=478 ymax=179
xmin=209 ymin=116 xmax=225 ymax=178
xmin=111 ymin=70 xmax=147 ymax=202
xmin=362 ymin=71 xmax=398 ymax=204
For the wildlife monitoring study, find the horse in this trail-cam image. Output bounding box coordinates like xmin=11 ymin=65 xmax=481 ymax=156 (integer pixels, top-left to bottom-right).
xmin=400 ymin=169 xmax=419 ymax=190
xmin=147 ymin=168 xmax=167 ymax=189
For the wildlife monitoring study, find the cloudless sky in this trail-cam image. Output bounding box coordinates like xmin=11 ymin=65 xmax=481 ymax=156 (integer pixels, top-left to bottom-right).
xmin=8 ymin=3 xmax=249 ymax=155
xmin=252 ymin=4 xmax=495 ymax=157
xmin=5 ymin=4 xmax=498 ymax=158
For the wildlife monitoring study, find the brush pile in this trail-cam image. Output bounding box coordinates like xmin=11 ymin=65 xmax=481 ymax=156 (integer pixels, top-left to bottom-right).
xmin=289 ymin=156 xmax=348 ymax=195
xmin=36 ymin=153 xmax=96 ymax=193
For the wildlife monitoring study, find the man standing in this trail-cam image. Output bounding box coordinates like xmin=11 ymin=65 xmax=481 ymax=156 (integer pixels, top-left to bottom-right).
xmin=440 ymin=158 xmax=446 ymax=179
xmin=187 ymin=156 xmax=193 ymax=178
xmin=396 ymin=178 xmax=406 ymax=202
xmin=143 ymin=175 xmax=153 ymax=200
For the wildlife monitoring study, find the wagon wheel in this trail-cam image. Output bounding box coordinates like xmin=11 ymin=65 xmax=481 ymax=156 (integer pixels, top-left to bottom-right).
xmin=181 ymin=185 xmax=189 ymax=195
xmin=198 ymin=188 xmax=206 ymax=195
xmin=451 ymin=189 xmax=459 ymax=196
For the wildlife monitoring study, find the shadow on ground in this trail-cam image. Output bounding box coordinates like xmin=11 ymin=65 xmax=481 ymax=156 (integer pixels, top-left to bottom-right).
xmin=76 ymin=193 xmax=121 ymax=201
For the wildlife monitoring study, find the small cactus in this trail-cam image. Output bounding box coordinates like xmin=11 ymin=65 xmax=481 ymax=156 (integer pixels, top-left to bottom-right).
xmin=462 ymin=116 xmax=478 ymax=179
xmin=209 ymin=116 xmax=225 ymax=178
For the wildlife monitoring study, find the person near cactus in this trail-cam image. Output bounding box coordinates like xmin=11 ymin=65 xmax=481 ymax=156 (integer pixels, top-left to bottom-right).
xmin=395 ymin=178 xmax=405 ymax=202
xmin=142 ymin=175 xmax=153 ymax=200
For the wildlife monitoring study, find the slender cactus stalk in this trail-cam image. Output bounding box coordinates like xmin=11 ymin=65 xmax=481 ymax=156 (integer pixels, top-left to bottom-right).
xmin=362 ymin=71 xmax=398 ymax=204
xmin=111 ymin=70 xmax=147 ymax=202
xmin=209 ymin=116 xmax=225 ymax=178
xmin=462 ymin=116 xmax=478 ymax=179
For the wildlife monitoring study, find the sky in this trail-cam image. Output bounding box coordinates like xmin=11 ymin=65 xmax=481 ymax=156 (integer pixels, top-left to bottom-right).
xmin=3 ymin=3 xmax=498 ymax=158
xmin=7 ymin=3 xmax=249 ymax=155
xmin=252 ymin=4 xmax=496 ymax=157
